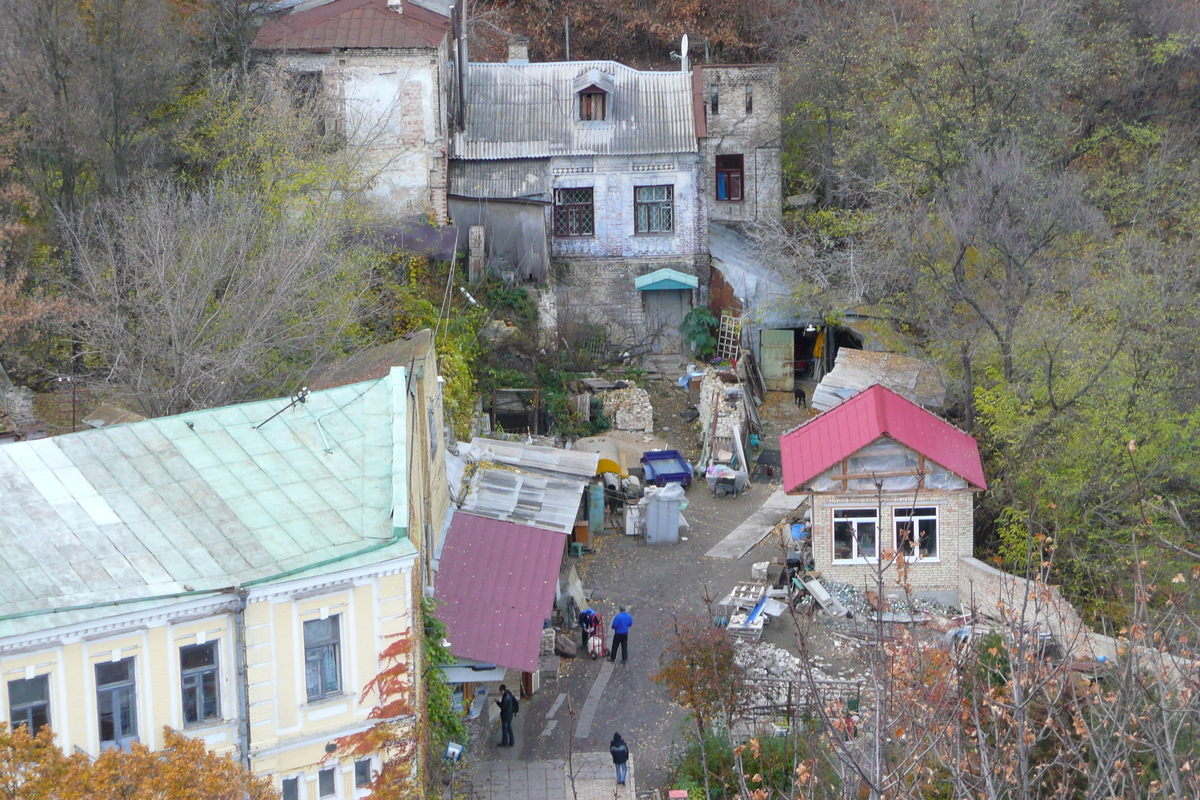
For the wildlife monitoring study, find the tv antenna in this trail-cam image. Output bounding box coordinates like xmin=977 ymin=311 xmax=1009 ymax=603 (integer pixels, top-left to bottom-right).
xmin=253 ymin=387 xmax=310 ymax=429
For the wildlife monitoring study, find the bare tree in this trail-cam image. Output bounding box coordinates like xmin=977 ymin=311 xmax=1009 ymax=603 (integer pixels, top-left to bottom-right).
xmin=63 ymin=179 xmax=374 ymax=416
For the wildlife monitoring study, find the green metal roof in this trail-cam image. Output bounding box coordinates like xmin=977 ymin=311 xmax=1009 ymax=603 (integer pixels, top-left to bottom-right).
xmin=0 ymin=368 xmax=413 ymax=638
xmin=634 ymin=268 xmax=699 ymax=291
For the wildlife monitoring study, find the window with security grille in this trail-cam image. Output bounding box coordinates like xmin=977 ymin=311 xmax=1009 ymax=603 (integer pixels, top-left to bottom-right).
xmin=180 ymin=642 xmax=219 ymax=725
xmin=634 ymin=186 xmax=674 ymax=234
xmin=304 ymin=616 xmax=341 ymax=701
xmin=554 ymin=188 xmax=594 ymax=237
xmin=8 ymin=675 xmax=50 ymax=734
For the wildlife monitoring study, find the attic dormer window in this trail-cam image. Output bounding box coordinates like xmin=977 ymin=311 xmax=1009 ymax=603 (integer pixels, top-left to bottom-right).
xmin=573 ymin=68 xmax=615 ymax=123
xmin=580 ymin=90 xmax=607 ymax=121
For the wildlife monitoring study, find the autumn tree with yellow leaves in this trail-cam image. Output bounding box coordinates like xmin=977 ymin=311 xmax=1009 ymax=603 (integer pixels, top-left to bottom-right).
xmin=0 ymin=724 xmax=276 ymax=800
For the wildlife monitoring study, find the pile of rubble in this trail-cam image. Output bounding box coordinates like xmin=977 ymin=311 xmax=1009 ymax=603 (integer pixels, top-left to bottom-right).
xmin=824 ymin=581 xmax=956 ymax=618
xmin=735 ymin=641 xmax=830 ymax=682
xmin=603 ymin=386 xmax=654 ymax=432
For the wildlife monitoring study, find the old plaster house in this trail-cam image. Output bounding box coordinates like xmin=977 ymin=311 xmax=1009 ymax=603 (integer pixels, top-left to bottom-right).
xmin=253 ymin=0 xmax=782 ymax=355
xmin=779 ymin=384 xmax=987 ymax=605
xmin=0 ymin=332 xmax=449 ymax=800
xmin=253 ymin=0 xmax=455 ymax=218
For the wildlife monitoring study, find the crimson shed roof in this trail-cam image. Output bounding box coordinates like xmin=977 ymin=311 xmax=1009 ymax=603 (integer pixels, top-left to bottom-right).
xmin=433 ymin=512 xmax=566 ymax=672
xmin=779 ymin=383 xmax=986 ymax=493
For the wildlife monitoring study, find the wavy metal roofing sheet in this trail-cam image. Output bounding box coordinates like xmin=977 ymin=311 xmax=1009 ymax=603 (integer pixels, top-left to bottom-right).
xmin=453 ymin=61 xmax=697 ymax=160
xmin=433 ymin=512 xmax=566 ymax=672
xmin=779 ymin=384 xmax=986 ymax=493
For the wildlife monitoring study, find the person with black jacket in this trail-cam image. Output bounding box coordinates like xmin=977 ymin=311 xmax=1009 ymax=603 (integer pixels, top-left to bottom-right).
xmin=496 ymin=684 xmax=517 ymax=747
xmin=610 ymin=731 xmax=630 ymax=785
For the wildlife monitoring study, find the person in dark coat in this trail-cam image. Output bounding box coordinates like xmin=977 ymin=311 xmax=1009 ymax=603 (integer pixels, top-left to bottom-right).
xmin=609 ymin=606 xmax=633 ymax=663
xmin=496 ymin=684 xmax=516 ymax=747
xmin=610 ymin=732 xmax=630 ymax=785
xmin=579 ymin=608 xmax=597 ymax=650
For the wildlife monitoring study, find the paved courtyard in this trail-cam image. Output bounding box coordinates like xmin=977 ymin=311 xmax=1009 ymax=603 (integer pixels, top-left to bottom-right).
xmin=464 ymin=385 xmax=813 ymax=798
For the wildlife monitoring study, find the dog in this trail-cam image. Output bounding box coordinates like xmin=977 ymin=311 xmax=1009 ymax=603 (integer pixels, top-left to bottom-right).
xmin=794 ymin=386 xmax=807 ymax=409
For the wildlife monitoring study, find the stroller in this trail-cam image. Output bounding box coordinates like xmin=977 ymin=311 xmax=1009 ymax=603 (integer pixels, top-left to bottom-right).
xmin=587 ymin=611 xmax=608 ymax=659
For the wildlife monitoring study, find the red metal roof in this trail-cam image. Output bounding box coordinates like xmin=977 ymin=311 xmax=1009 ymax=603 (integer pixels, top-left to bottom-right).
xmin=779 ymin=384 xmax=986 ymax=493
xmin=254 ymin=0 xmax=449 ymax=52
xmin=433 ymin=513 xmax=566 ymax=673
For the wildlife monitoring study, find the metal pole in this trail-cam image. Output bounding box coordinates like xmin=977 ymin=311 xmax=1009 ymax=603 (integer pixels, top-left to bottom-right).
xmin=564 ymin=15 xmax=570 ymax=60
xmin=71 ymin=379 xmax=76 ymax=432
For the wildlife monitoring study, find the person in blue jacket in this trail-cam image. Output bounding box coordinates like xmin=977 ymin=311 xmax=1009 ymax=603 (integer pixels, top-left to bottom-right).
xmin=609 ymin=606 xmax=633 ymax=663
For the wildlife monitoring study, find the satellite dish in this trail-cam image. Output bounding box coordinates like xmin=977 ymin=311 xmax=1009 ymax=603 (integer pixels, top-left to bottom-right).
xmin=681 ymin=33 xmax=690 ymax=58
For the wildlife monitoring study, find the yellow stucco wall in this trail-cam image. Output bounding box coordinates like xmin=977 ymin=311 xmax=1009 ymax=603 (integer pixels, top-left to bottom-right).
xmin=0 ymin=565 xmax=414 ymax=800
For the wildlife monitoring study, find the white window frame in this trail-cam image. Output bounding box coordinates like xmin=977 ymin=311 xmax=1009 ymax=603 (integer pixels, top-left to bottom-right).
xmin=893 ymin=506 xmax=940 ymax=562
xmin=318 ymin=766 xmax=337 ymax=799
xmin=831 ymin=507 xmax=881 ymax=563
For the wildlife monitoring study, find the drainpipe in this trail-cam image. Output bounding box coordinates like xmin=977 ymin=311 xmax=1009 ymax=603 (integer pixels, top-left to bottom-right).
xmin=234 ymin=590 xmax=252 ymax=770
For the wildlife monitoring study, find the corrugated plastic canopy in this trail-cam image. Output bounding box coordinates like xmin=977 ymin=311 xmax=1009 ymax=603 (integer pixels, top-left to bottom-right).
xmin=779 ymin=384 xmax=986 ymax=493
xmin=434 ymin=513 xmax=566 ymax=672
xmin=0 ymin=369 xmax=412 ymax=638
xmin=453 ymin=61 xmax=697 ymax=160
xmin=635 ymin=268 xmax=699 ymax=291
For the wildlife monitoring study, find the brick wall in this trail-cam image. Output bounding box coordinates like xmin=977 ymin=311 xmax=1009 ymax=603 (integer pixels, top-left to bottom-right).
xmin=808 ymin=489 xmax=974 ymax=597
xmin=550 ymin=255 xmax=709 ymax=347
xmin=958 ymin=557 xmax=1117 ymax=659
xmin=699 ymin=65 xmax=783 ymax=224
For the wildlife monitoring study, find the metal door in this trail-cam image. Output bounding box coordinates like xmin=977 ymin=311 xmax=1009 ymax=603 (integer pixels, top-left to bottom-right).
xmin=643 ymin=289 xmax=686 ymax=354
xmin=760 ymin=329 xmax=794 ymax=391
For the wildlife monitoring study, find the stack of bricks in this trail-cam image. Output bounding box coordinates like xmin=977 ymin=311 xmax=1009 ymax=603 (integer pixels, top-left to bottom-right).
xmin=602 ymin=387 xmax=654 ymax=432
xmin=697 ymin=368 xmax=747 ymax=442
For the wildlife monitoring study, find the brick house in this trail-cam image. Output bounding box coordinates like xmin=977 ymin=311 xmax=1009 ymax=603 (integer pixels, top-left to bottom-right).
xmin=779 ymin=384 xmax=987 ymax=605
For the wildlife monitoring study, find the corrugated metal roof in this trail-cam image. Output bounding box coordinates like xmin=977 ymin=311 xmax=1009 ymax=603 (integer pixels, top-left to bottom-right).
xmin=458 ymin=466 xmax=586 ymax=534
xmin=449 ymin=159 xmax=552 ymax=200
xmin=780 ymin=384 xmax=986 ymax=493
xmin=433 ymin=513 xmax=565 ymax=672
xmin=254 ymin=0 xmax=448 ymax=52
xmin=0 ymin=370 xmax=413 ymax=637
xmin=453 ymin=61 xmax=697 ymax=160
xmin=466 ymin=437 xmax=599 ymax=478
xmin=812 ymin=349 xmax=946 ymax=412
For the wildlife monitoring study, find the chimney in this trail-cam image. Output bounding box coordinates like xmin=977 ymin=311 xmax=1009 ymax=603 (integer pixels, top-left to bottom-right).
xmin=508 ymin=36 xmax=529 ymax=64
